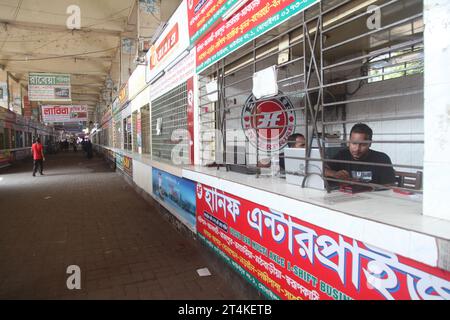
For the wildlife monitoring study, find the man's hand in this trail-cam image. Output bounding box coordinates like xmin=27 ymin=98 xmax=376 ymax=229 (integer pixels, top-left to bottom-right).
xmin=334 ymin=170 xmax=350 ymax=180
xmin=257 ymin=158 xmax=271 ymax=168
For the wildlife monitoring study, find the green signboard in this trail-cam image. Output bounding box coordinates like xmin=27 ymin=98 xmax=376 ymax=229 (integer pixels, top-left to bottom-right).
xmin=28 ymin=73 xmax=72 ymax=102
xmin=196 ymin=0 xmax=320 ymax=73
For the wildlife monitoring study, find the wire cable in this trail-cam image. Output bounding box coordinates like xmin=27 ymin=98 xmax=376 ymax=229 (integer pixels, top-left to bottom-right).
xmin=0 ymin=46 xmax=118 ymax=62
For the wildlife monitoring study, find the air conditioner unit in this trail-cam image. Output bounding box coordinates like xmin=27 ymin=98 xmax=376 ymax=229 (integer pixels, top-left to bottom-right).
xmin=135 ymin=54 xmax=147 ymax=65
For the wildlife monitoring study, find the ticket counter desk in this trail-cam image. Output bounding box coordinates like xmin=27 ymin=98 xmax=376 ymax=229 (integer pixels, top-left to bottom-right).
xmin=94 ymin=145 xmax=450 ymax=300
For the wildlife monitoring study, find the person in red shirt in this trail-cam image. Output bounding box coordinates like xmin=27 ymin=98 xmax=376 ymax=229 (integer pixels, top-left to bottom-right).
xmin=32 ymin=137 xmax=45 ymax=177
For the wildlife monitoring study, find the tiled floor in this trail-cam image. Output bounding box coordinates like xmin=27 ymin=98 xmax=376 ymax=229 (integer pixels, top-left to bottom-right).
xmin=0 ymin=151 xmax=248 ymax=300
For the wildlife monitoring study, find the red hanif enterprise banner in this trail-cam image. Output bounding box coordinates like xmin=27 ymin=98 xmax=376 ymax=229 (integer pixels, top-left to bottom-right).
xmin=196 ymin=183 xmax=450 ymax=300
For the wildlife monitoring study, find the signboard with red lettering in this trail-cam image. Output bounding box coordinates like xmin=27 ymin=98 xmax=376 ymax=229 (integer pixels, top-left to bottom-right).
xmin=23 ymin=96 xmax=32 ymax=119
xmin=137 ymin=112 xmax=142 ymax=149
xmin=149 ymin=24 xmax=179 ymax=70
xmin=196 ymin=0 xmax=319 ymax=72
xmin=118 ymin=83 xmax=129 ymax=107
xmin=146 ymin=0 xmax=189 ymax=83
xmin=41 ymin=105 xmax=88 ymax=123
xmin=149 ymin=49 xmax=195 ymax=100
xmin=187 ymin=0 xmax=242 ymax=44
xmin=196 ymin=183 xmax=450 ymax=300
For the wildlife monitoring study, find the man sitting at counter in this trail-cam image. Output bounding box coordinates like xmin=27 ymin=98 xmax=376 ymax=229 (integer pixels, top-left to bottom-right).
xmin=324 ymin=123 xmax=396 ymax=186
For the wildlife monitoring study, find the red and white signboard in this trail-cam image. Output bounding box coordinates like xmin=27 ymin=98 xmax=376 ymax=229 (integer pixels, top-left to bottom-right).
xmin=149 ymin=23 xmax=179 ymax=70
xmin=149 ymin=49 xmax=196 ymax=100
xmin=146 ymin=0 xmax=190 ymax=83
xmin=196 ymin=183 xmax=450 ymax=300
xmin=23 ymin=96 xmax=32 ymax=119
xmin=41 ymin=105 xmax=88 ymax=123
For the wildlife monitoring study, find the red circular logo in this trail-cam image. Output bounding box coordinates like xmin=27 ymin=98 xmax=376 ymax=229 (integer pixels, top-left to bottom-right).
xmin=242 ymin=94 xmax=296 ymax=152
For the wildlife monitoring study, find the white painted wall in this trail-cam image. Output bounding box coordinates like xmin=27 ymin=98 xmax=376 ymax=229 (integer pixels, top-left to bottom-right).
xmin=423 ymin=0 xmax=450 ymax=221
xmin=133 ymin=159 xmax=152 ymax=195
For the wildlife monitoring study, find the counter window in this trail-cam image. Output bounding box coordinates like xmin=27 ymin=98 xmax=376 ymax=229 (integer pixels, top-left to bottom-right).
xmin=198 ymin=0 xmax=424 ymax=196
xmin=140 ymin=104 xmax=151 ymax=154
xmin=0 ymin=130 xmax=4 ymax=150
xmin=113 ymin=118 xmax=121 ymax=149
xmin=15 ymin=130 xmax=23 ymax=148
xmin=132 ymin=111 xmax=138 ymax=153
xmin=10 ymin=129 xmax=15 ymax=148
xmin=123 ymin=116 xmax=132 ymax=151
xmin=26 ymin=132 xmax=32 ymax=147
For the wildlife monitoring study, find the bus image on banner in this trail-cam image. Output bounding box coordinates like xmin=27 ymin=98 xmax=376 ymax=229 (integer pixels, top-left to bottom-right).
xmin=115 ymin=153 xmax=124 ymax=171
xmin=152 ymin=168 xmax=197 ymax=231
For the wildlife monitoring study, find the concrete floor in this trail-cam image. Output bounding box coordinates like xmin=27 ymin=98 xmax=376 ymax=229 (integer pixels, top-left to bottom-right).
xmin=0 ymin=151 xmax=249 ymax=300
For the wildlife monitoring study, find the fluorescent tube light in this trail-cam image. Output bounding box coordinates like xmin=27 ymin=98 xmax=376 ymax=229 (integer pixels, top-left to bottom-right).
xmin=222 ymin=0 xmax=249 ymax=21
xmin=150 ymin=71 xmax=165 ymax=85
xmin=165 ymin=49 xmax=190 ymax=73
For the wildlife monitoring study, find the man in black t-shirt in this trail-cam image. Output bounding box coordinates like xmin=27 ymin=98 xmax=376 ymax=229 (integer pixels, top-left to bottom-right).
xmin=324 ymin=123 xmax=396 ymax=186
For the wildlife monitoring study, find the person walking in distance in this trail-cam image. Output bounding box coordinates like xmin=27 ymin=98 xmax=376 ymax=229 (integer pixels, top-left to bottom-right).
xmin=72 ymin=138 xmax=77 ymax=152
xmin=85 ymin=138 xmax=93 ymax=159
xmin=32 ymin=137 xmax=45 ymax=177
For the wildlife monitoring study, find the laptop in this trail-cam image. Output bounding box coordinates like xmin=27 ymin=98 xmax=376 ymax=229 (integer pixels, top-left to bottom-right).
xmin=284 ymin=148 xmax=326 ymax=190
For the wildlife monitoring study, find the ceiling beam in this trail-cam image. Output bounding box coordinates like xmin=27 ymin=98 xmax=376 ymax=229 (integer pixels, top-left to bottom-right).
xmin=72 ymin=94 xmax=100 ymax=97
xmin=0 ymin=52 xmax=115 ymax=62
xmin=71 ymin=84 xmax=104 ymax=87
xmin=5 ymin=67 xmax=110 ymax=77
xmin=0 ymin=19 xmax=123 ymax=36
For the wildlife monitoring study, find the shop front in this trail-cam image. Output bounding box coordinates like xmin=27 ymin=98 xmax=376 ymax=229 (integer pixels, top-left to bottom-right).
xmin=172 ymin=0 xmax=449 ymax=300
xmin=90 ymin=0 xmax=450 ymax=300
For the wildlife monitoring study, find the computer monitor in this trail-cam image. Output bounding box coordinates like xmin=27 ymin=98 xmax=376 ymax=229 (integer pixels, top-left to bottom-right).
xmin=284 ymin=148 xmax=325 ymax=190
xmin=311 ymin=138 xmax=345 ymax=159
